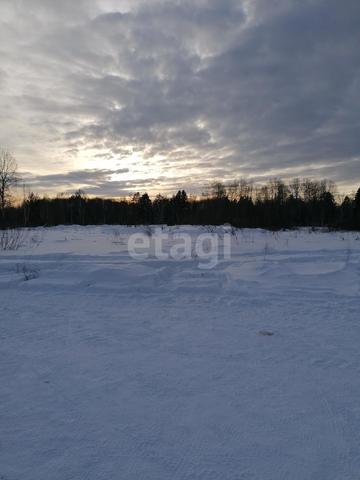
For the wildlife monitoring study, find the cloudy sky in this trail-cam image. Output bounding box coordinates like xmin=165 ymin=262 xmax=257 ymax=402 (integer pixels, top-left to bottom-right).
xmin=0 ymin=0 xmax=359 ymax=196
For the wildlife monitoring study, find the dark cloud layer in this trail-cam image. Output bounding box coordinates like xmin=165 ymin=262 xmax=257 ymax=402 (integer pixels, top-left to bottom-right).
xmin=0 ymin=0 xmax=359 ymax=195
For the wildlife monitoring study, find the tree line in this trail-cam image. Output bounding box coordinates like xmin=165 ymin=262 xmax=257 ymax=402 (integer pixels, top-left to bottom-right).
xmin=1 ymin=149 xmax=360 ymax=230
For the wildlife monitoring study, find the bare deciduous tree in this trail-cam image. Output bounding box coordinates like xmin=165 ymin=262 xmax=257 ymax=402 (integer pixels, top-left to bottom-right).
xmin=0 ymin=149 xmax=18 ymax=214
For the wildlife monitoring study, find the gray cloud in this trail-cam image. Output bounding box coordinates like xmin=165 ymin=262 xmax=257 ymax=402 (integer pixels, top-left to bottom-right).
xmin=21 ymin=168 xmax=129 ymax=195
xmin=1 ymin=0 xmax=359 ymax=195
xmin=19 ymin=167 xmax=201 ymax=197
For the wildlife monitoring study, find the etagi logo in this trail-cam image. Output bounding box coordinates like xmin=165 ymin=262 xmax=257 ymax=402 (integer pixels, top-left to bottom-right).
xmin=128 ymin=228 xmax=232 ymax=269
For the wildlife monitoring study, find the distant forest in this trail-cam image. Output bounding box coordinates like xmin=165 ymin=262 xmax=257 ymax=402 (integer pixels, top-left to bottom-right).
xmin=2 ymin=179 xmax=360 ymax=230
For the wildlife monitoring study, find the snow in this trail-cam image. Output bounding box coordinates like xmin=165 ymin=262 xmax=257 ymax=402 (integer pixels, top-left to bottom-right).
xmin=1 ymin=226 xmax=360 ymax=479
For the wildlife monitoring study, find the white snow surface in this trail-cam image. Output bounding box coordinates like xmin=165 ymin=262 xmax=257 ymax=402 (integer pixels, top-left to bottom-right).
xmin=1 ymin=225 xmax=360 ymax=480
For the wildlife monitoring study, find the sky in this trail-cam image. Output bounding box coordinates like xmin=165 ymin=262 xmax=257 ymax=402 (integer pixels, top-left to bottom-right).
xmin=0 ymin=0 xmax=359 ymax=197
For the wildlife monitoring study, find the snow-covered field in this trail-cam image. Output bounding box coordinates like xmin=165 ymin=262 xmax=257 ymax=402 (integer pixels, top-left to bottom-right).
xmin=1 ymin=225 xmax=360 ymax=480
